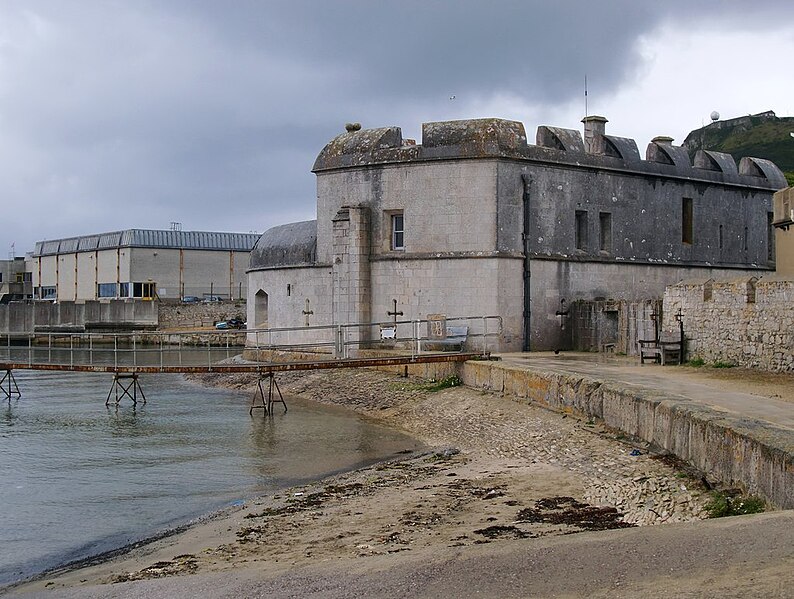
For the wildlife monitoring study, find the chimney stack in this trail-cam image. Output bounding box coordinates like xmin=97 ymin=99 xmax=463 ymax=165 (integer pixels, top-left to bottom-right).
xmin=582 ymin=115 xmax=608 ymax=154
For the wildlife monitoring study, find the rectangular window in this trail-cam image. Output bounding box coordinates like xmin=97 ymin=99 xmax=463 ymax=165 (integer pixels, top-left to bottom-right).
xmin=132 ymin=282 xmax=155 ymax=298
xmin=97 ymin=283 xmax=117 ymax=298
xmin=575 ymin=210 xmax=588 ymax=250
xmin=23 ymin=272 xmax=32 ymax=282
xmin=768 ymin=212 xmax=775 ymax=262
xmin=119 ymin=282 xmax=130 ymax=298
xmin=0 ymin=272 xmax=3 ymax=283
xmin=718 ymin=224 xmax=723 ymax=250
xmin=391 ymin=213 xmax=404 ymax=251
xmin=40 ymin=286 xmax=56 ymax=299
xmin=599 ymin=212 xmax=612 ymax=252
xmin=14 ymin=272 xmax=24 ymax=283
xmin=682 ymin=197 xmax=693 ymax=244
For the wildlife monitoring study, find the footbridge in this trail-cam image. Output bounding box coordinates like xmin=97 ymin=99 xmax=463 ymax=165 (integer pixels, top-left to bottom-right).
xmin=1 ymin=315 xmax=501 ymax=412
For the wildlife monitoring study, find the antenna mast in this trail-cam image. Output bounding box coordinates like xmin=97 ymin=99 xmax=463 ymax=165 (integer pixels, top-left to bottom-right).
xmin=584 ymin=75 xmax=588 ymax=118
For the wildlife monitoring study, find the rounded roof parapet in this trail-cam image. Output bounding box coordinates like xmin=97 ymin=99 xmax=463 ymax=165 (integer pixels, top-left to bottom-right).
xmin=249 ymin=220 xmax=317 ymax=270
xmin=313 ymin=126 xmax=404 ymax=171
xmin=421 ymin=118 xmax=527 ymax=153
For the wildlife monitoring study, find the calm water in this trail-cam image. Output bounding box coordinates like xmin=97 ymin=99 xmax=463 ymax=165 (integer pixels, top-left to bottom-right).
xmin=0 ymin=370 xmax=422 ymax=586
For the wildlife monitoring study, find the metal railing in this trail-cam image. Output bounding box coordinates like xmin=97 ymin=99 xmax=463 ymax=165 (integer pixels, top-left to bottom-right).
xmin=0 ymin=315 xmax=502 ymax=372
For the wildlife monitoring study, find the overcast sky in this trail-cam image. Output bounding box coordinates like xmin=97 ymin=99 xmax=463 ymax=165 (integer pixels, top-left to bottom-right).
xmin=1 ymin=1 xmax=793 ymax=256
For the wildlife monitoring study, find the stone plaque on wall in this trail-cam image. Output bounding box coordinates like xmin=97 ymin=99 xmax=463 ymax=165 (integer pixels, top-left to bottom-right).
xmin=427 ymin=313 xmax=447 ymax=339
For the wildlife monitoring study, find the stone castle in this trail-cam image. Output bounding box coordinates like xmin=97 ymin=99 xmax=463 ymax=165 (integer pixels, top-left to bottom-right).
xmin=247 ymin=116 xmax=785 ymax=352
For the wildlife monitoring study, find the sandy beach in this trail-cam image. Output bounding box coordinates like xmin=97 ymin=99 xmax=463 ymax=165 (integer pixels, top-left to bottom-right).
xmin=9 ymin=366 xmax=794 ymax=598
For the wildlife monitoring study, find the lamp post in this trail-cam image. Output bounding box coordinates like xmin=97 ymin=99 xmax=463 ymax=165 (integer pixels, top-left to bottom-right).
xmin=675 ymin=308 xmax=685 ymax=363
xmin=649 ymin=308 xmax=659 ymax=342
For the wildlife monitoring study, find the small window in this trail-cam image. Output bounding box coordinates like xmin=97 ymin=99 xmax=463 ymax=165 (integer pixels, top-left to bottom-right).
xmin=682 ymin=198 xmax=693 ymax=245
xmin=119 ymin=282 xmax=130 ymax=298
xmin=391 ymin=213 xmax=404 ymax=251
xmin=97 ymin=283 xmax=117 ymax=298
xmin=23 ymin=272 xmax=32 ymax=282
xmin=40 ymin=286 xmax=56 ymax=299
xmin=575 ymin=210 xmax=588 ymax=250
xmin=286 ymin=283 xmax=291 ymax=296
xmin=599 ymin=212 xmax=612 ymax=252
xmin=0 ymin=272 xmax=3 ymax=283
xmin=767 ymin=212 xmax=775 ymax=262
xmin=718 ymin=224 xmax=723 ymax=250
xmin=14 ymin=272 xmax=24 ymax=283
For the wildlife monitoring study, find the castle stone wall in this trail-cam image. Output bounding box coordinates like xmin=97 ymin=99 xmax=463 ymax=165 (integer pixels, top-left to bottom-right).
xmin=663 ymin=277 xmax=794 ymax=371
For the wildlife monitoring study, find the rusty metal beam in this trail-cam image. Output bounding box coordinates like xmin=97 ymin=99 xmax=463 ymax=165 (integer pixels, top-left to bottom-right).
xmin=0 ymin=351 xmax=491 ymax=375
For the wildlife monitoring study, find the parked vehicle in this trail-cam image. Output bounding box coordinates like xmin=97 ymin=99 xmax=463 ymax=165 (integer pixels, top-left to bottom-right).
xmin=181 ymin=296 xmax=200 ymax=303
xmin=215 ymin=318 xmax=245 ymax=330
xmin=203 ymin=295 xmax=224 ymax=303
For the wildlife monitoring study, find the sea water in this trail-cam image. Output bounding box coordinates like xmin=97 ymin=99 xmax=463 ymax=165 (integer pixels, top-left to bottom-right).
xmin=0 ymin=370 xmax=421 ymax=586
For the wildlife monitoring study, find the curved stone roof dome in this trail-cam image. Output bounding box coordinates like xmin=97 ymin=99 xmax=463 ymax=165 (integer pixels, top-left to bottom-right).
xmin=249 ymin=220 xmax=317 ymax=270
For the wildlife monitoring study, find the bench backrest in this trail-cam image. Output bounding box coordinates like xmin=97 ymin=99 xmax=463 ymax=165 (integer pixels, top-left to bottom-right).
xmin=659 ymin=330 xmax=681 ymax=343
xmin=446 ymin=325 xmax=468 ymax=338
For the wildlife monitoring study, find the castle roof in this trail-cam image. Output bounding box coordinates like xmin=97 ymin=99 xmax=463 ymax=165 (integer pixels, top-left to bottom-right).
xmin=249 ymin=220 xmax=317 ymax=270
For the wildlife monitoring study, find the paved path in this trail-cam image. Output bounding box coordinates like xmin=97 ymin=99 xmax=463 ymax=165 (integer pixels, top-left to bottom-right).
xmin=499 ymin=352 xmax=794 ymax=430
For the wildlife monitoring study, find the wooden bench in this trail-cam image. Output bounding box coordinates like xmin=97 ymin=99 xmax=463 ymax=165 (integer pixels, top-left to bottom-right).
xmin=427 ymin=325 xmax=469 ymax=351
xmin=638 ymin=331 xmax=683 ymax=365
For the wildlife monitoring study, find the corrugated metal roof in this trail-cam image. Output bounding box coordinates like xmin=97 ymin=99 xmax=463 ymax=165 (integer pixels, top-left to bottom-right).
xmin=77 ymin=235 xmax=101 ymax=252
xmin=58 ymin=238 xmax=80 ymax=253
xmin=98 ymin=231 xmax=124 ymax=249
xmin=32 ymin=229 xmax=260 ymax=256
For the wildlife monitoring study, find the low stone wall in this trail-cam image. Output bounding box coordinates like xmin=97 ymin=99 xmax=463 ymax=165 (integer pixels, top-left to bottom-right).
xmin=458 ymin=360 xmax=794 ymax=509
xmin=158 ymin=301 xmax=246 ymax=330
xmin=663 ymin=277 xmax=794 ymax=371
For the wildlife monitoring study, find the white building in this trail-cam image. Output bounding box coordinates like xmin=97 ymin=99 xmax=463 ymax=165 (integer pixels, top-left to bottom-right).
xmin=32 ymin=229 xmax=259 ymax=302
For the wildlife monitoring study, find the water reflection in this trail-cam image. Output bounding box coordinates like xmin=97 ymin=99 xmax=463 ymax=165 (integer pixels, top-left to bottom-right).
xmin=249 ymin=414 xmax=279 ymax=452
xmin=0 ymin=370 xmax=423 ymax=587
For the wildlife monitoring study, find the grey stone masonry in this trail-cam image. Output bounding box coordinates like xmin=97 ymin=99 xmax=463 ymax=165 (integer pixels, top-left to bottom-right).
xmin=250 ymin=116 xmax=786 ymax=353
xmin=664 ymin=277 xmax=794 ymax=371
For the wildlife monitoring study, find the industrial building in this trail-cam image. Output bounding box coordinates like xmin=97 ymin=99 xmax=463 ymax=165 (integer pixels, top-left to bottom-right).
xmin=0 ymin=257 xmax=33 ymax=303
xmin=32 ymin=229 xmax=260 ymax=302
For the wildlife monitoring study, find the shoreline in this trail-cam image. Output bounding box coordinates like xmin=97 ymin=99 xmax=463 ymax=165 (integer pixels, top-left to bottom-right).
xmin=4 ymin=445 xmax=432 ymax=594
xmin=10 ymin=365 xmax=726 ymax=596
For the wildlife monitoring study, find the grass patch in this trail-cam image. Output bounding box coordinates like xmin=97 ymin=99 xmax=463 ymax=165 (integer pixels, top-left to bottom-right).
xmin=711 ymin=360 xmax=736 ymax=369
xmin=687 ymin=357 xmax=705 ymax=367
xmin=388 ymin=375 xmax=463 ymax=393
xmin=424 ymin=375 xmax=463 ymax=392
xmin=705 ymin=492 xmax=765 ymax=518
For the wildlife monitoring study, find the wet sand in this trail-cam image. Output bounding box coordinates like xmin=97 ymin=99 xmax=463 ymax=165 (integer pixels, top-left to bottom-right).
xmin=9 ymin=367 xmax=793 ymax=598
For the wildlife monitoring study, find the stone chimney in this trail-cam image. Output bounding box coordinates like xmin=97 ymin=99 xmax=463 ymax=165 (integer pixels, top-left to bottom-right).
xmin=582 ymin=115 xmax=608 ymax=154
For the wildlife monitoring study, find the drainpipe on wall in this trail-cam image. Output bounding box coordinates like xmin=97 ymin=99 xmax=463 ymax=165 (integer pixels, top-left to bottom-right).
xmin=522 ymin=174 xmax=532 ymax=351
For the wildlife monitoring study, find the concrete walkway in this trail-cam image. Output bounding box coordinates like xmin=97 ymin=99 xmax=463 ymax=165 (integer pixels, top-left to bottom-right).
xmin=498 ymin=352 xmax=794 ymax=430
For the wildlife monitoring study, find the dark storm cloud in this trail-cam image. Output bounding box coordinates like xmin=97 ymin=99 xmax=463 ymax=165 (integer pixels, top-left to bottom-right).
xmin=0 ymin=0 xmax=792 ymax=254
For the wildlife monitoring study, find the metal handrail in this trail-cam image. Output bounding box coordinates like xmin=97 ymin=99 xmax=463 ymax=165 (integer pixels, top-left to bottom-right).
xmin=0 ymin=315 xmax=503 ymax=371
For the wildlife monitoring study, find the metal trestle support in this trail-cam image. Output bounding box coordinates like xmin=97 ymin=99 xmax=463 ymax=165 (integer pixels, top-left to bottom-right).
xmin=106 ymin=372 xmax=147 ymax=406
xmin=1 ymin=369 xmax=21 ymax=401
xmin=250 ymin=373 xmax=287 ymax=415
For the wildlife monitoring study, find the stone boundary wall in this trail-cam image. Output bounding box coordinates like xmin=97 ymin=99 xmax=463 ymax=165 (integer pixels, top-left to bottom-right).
xmin=457 ymin=360 xmax=794 ymax=509
xmin=158 ymin=301 xmax=246 ymax=330
xmin=663 ymin=277 xmax=794 ymax=371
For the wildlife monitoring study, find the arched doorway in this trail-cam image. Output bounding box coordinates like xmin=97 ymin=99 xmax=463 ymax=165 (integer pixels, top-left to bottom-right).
xmin=254 ymin=289 xmax=269 ymax=327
